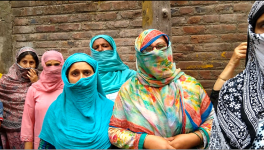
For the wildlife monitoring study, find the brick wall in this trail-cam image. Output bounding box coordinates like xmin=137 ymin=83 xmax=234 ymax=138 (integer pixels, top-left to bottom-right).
xmin=170 ymin=1 xmax=254 ymax=94
xmin=11 ymin=1 xmax=142 ymax=71
xmin=10 ymin=1 xmax=254 ymax=94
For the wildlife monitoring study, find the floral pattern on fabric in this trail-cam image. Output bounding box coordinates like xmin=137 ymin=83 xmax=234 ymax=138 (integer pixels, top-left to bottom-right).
xmin=209 ymin=1 xmax=264 ymax=149
xmin=109 ymin=73 xmax=214 ymax=149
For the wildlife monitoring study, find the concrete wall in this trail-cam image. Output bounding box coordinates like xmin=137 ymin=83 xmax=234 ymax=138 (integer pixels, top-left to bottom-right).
xmin=0 ymin=1 xmax=13 ymax=73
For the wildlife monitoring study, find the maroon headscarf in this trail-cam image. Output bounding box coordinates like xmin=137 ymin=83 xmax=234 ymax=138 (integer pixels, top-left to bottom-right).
xmin=0 ymin=47 xmax=39 ymax=130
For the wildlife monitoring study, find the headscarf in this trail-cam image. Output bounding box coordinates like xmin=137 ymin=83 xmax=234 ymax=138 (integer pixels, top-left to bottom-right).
xmin=110 ymin=29 xmax=213 ymax=143
xmin=135 ymin=29 xmax=179 ymax=87
xmin=0 ymin=47 xmax=39 ymax=130
xmin=209 ymin=1 xmax=264 ymax=149
xmin=39 ymin=53 xmax=114 ymax=149
xmin=32 ymin=50 xmax=64 ymax=92
xmin=90 ymin=35 xmax=136 ymax=95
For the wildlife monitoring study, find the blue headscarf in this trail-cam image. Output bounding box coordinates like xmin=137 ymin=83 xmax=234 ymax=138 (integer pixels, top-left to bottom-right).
xmin=90 ymin=35 xmax=136 ymax=95
xmin=39 ymin=53 xmax=114 ymax=149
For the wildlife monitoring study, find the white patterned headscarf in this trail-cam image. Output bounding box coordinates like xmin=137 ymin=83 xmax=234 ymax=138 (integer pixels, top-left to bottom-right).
xmin=209 ymin=1 xmax=264 ymax=149
xmin=248 ymin=1 xmax=264 ymax=74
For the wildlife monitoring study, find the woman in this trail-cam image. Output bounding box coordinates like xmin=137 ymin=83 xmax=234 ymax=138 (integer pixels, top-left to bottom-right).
xmin=21 ymin=50 xmax=64 ymax=149
xmin=210 ymin=42 xmax=247 ymax=111
xmin=108 ymin=29 xmax=214 ymax=149
xmin=90 ymin=35 xmax=136 ymax=101
xmin=38 ymin=53 xmax=115 ymax=149
xmin=0 ymin=47 xmax=39 ymax=149
xmin=209 ymin=1 xmax=264 ymax=149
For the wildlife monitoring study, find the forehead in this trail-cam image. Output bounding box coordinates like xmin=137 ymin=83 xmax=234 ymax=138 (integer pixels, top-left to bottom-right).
xmin=21 ymin=54 xmax=34 ymax=60
xmin=151 ymin=36 xmax=167 ymax=45
xmin=93 ymin=38 xmax=110 ymax=45
xmin=257 ymin=13 xmax=264 ymax=23
xmin=45 ymin=60 xmax=61 ymax=64
xmin=69 ymin=62 xmax=93 ymax=71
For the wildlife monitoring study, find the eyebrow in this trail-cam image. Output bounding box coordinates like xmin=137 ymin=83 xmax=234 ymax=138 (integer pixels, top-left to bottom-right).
xmin=83 ymin=69 xmax=93 ymax=72
xmin=256 ymin=20 xmax=264 ymax=27
xmin=151 ymin=42 xmax=167 ymax=46
xmin=71 ymin=69 xmax=92 ymax=72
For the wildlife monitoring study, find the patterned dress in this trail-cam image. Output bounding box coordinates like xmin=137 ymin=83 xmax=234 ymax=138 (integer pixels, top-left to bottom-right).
xmin=209 ymin=1 xmax=264 ymax=149
xmin=108 ymin=29 xmax=214 ymax=149
xmin=109 ymin=73 xmax=214 ymax=149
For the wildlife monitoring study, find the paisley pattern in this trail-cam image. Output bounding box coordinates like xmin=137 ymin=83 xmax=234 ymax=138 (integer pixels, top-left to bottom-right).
xmin=209 ymin=1 xmax=264 ymax=149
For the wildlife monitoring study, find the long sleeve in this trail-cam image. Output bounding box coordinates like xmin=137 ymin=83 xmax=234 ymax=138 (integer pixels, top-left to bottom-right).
xmin=108 ymin=127 xmax=147 ymax=149
xmin=197 ymin=86 xmax=215 ymax=149
xmin=20 ymin=86 xmax=35 ymax=142
xmin=108 ymin=93 xmax=147 ymax=149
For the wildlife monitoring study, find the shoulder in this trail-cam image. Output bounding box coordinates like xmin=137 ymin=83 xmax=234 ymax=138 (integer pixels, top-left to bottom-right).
xmin=27 ymin=86 xmax=37 ymax=94
xmin=119 ymin=76 xmax=135 ymax=89
xmin=177 ymin=73 xmax=204 ymax=89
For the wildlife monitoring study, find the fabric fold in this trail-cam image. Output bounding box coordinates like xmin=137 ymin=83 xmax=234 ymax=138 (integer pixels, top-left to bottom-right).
xmin=209 ymin=1 xmax=264 ymax=149
xmin=39 ymin=53 xmax=114 ymax=149
xmin=32 ymin=50 xmax=64 ymax=92
xmin=90 ymin=35 xmax=136 ymax=95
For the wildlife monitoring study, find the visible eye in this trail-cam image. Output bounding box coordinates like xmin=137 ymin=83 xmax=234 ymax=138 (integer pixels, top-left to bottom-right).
xmin=93 ymin=46 xmax=99 ymax=50
xmin=54 ymin=63 xmax=60 ymax=66
xmin=143 ymin=47 xmax=154 ymax=53
xmin=29 ymin=61 xmax=35 ymax=65
xmin=156 ymin=45 xmax=167 ymax=50
xmin=46 ymin=64 xmax=52 ymax=67
xmin=83 ymin=71 xmax=91 ymax=76
xmin=23 ymin=60 xmax=27 ymax=64
xmin=102 ymin=44 xmax=110 ymax=48
xmin=71 ymin=71 xmax=79 ymax=77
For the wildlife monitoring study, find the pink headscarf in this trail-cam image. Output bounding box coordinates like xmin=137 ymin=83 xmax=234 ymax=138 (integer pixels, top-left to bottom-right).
xmin=32 ymin=50 xmax=64 ymax=92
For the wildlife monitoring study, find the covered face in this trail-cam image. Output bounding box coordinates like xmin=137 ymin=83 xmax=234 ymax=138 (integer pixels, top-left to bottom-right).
xmin=247 ymin=1 xmax=264 ymax=73
xmin=61 ymin=53 xmax=105 ymax=96
xmin=92 ymin=38 xmax=113 ymax=52
xmin=17 ymin=47 xmax=39 ymax=69
xmin=89 ymin=34 xmax=137 ymax=95
xmin=16 ymin=47 xmax=39 ymax=80
xmin=38 ymin=53 xmax=113 ymax=149
xmin=31 ymin=50 xmax=64 ymax=92
xmin=42 ymin=50 xmax=64 ymax=72
xmin=135 ymin=29 xmax=179 ymax=87
xmin=67 ymin=62 xmax=94 ymax=84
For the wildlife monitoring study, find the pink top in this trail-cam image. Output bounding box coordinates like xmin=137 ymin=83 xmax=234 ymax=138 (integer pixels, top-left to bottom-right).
xmin=20 ymin=86 xmax=63 ymax=149
xmin=20 ymin=50 xmax=64 ymax=149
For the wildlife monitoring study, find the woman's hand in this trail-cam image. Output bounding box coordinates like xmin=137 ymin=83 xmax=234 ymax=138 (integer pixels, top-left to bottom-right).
xmin=228 ymin=42 xmax=247 ymax=68
xmin=27 ymin=69 xmax=38 ymax=83
xmin=165 ymin=132 xmax=202 ymax=149
xmin=213 ymin=42 xmax=247 ymax=90
xmin=144 ymin=135 xmax=175 ymax=149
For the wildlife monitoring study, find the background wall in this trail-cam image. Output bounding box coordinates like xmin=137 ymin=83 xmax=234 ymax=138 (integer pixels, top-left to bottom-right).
xmin=0 ymin=1 xmax=13 ymax=73
xmin=170 ymin=1 xmax=254 ymax=93
xmin=0 ymin=1 xmax=255 ymax=94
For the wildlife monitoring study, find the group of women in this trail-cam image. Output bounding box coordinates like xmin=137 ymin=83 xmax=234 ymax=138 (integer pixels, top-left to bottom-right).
xmin=0 ymin=1 xmax=262 ymax=149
